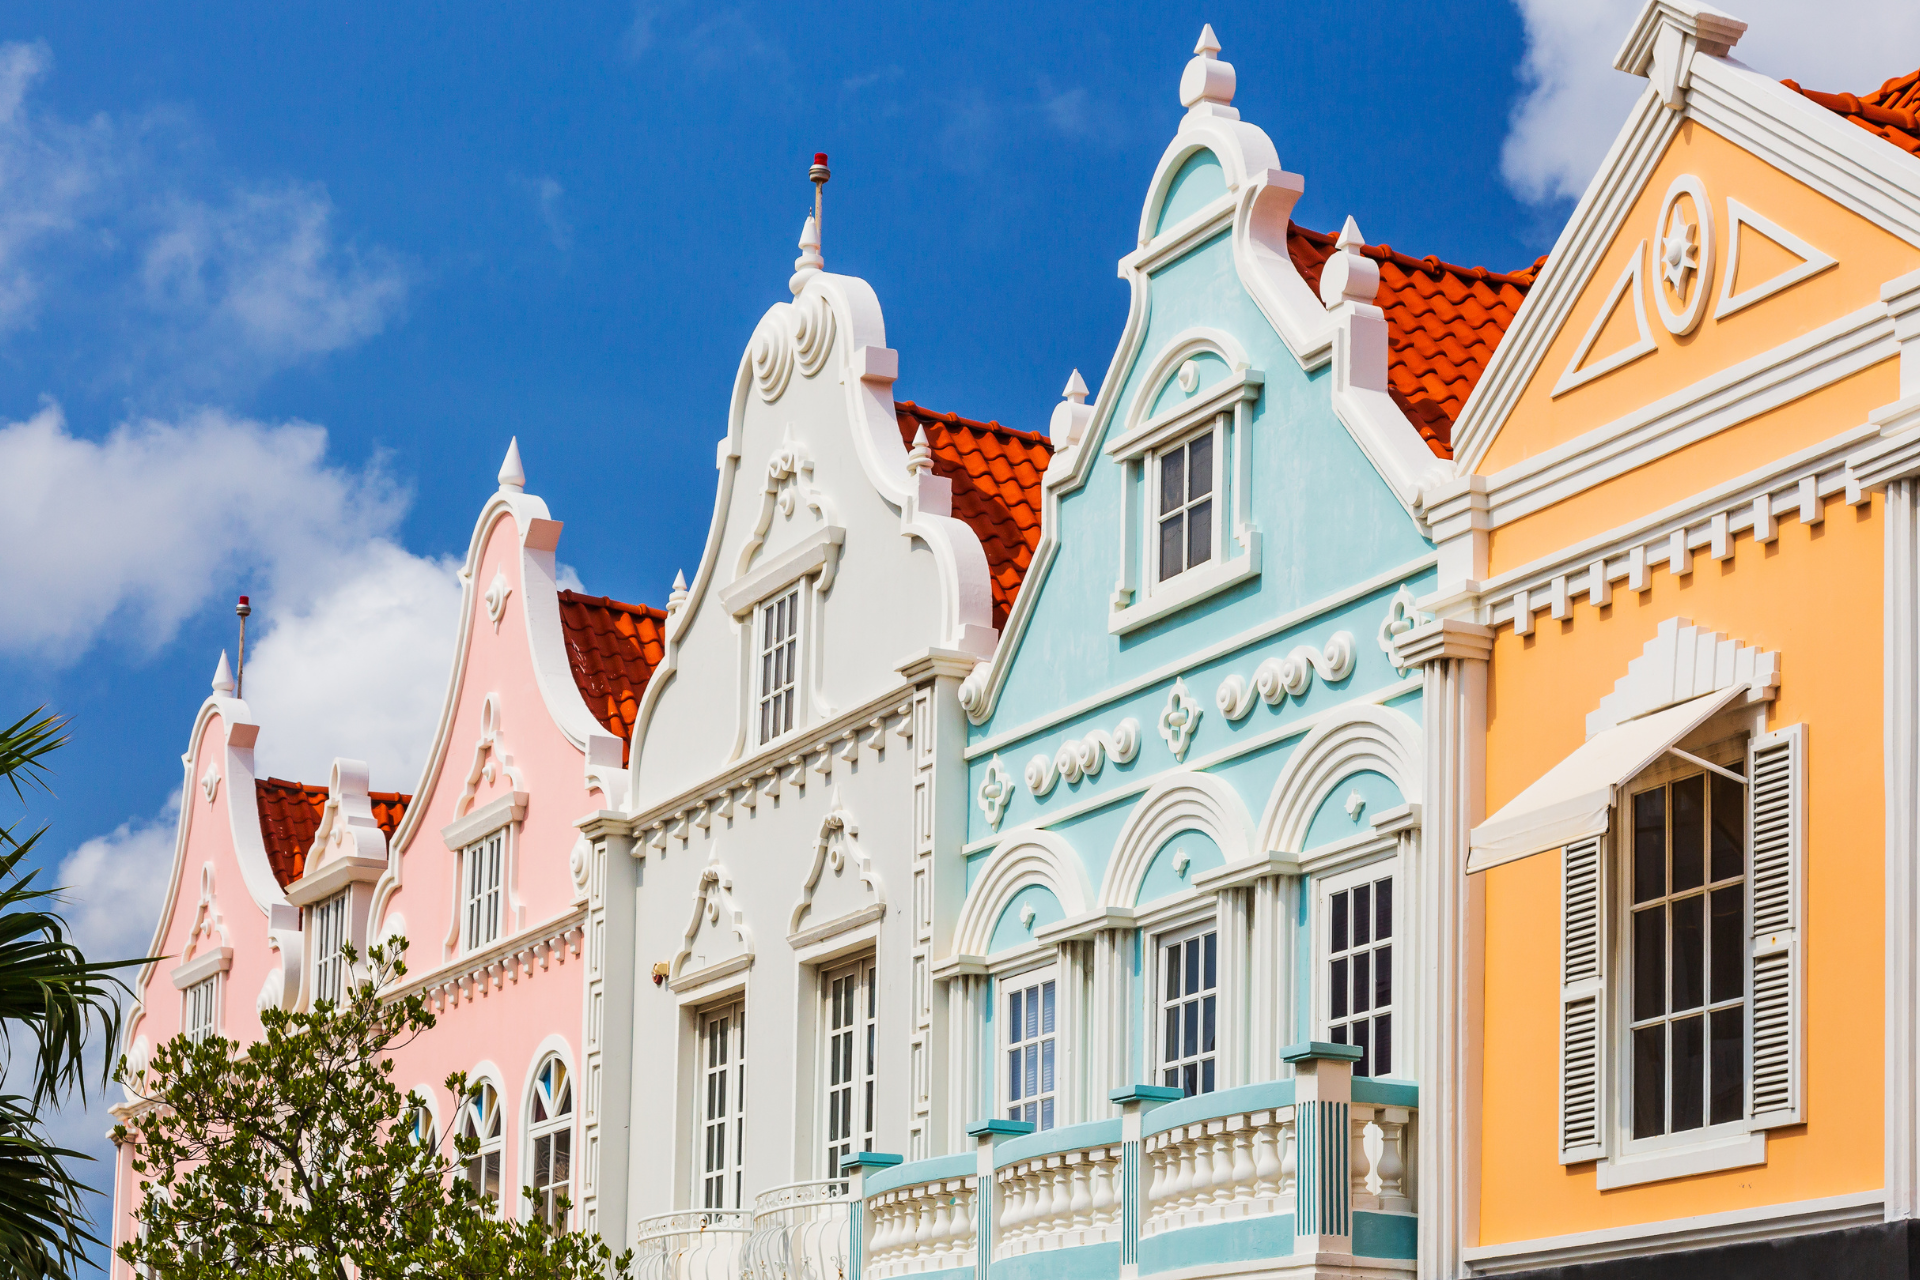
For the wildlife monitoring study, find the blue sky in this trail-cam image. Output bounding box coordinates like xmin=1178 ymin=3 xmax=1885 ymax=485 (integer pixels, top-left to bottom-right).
xmin=2 ymin=0 xmax=1915 ymax=1269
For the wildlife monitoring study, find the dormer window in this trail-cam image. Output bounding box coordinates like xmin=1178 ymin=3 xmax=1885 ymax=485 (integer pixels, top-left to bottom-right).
xmin=182 ymin=975 xmax=219 ymax=1044
xmin=757 ymin=588 xmax=800 ymax=745
xmin=463 ymin=831 xmax=504 ymax=953
xmin=1156 ymin=430 xmax=1216 ymax=581
xmin=312 ymin=891 xmax=349 ymax=1006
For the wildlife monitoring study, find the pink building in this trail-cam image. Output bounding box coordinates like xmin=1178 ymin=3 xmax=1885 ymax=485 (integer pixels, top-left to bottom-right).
xmin=108 ymin=443 xmax=667 ymax=1268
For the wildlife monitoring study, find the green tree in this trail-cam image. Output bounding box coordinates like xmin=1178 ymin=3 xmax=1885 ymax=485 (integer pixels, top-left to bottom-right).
xmin=114 ymin=939 xmax=632 ymax=1280
xmin=0 ymin=708 xmax=139 ymax=1280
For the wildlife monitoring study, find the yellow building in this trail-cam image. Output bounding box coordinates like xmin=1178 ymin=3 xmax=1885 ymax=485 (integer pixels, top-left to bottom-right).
xmin=1392 ymin=2 xmax=1920 ymax=1275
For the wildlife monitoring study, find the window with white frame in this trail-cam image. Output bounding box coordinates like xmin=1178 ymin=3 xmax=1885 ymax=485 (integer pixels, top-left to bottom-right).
xmin=1158 ymin=923 xmax=1218 ymax=1097
xmin=1004 ymin=967 xmax=1058 ymax=1129
xmin=698 ymin=999 xmax=747 ymax=1209
xmin=1627 ymin=764 xmax=1747 ymax=1139
xmin=757 ymin=588 xmax=800 ymax=745
xmin=182 ymin=975 xmax=219 ymax=1044
xmin=527 ymin=1056 xmax=574 ymax=1227
xmin=460 ymin=1081 xmax=504 ymax=1205
xmin=1155 ymin=429 xmax=1216 ymax=583
xmin=1324 ymin=868 xmax=1396 ymax=1078
xmin=409 ymin=1099 xmax=437 ymax=1151
xmin=1556 ymin=723 xmax=1806 ymax=1170
xmin=312 ymin=891 xmax=349 ymax=1006
xmin=463 ymin=830 xmax=504 ymax=953
xmin=822 ymin=959 xmax=875 ymax=1178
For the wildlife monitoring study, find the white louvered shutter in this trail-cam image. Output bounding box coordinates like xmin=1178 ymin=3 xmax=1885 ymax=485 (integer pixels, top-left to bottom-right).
xmin=1559 ymin=835 xmax=1607 ymax=1162
xmin=1748 ymin=724 xmax=1806 ymax=1127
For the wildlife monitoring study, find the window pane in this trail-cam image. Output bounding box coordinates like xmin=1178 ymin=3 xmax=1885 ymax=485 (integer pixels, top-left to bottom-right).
xmin=1332 ymin=892 xmax=1349 ymax=953
xmin=1183 ymin=1063 xmax=1198 ymax=1097
xmin=1165 ymin=946 xmax=1181 ymax=1002
xmin=1672 ymin=775 xmax=1706 ymax=892
xmin=1375 ymin=1013 xmax=1393 ymax=1077
xmin=1203 ymin=933 xmax=1216 ymax=990
xmin=1633 ymin=906 xmax=1666 ymax=1021
xmin=1025 ymin=989 xmax=1038 ymax=1040
xmin=1671 ymin=1015 xmax=1705 ymax=1132
xmin=1375 ymin=944 xmax=1392 ymax=1008
xmin=1200 ymin=1059 xmax=1215 ymax=1094
xmin=1353 ymin=952 xmax=1372 ymax=1014
xmin=1160 ymin=449 xmax=1185 ymax=515
xmin=1042 ymin=981 xmax=1056 ymax=1034
xmin=1710 ymin=772 xmax=1744 ymax=882
xmin=1158 ymin=515 xmax=1184 ymax=582
xmin=1187 ymin=499 xmax=1212 ymax=567
xmin=1671 ymin=894 xmax=1704 ymax=1012
xmin=1633 ymin=1024 xmax=1666 ymax=1139
xmin=535 ymin=1134 xmax=550 ymax=1188
xmin=1634 ymin=789 xmax=1667 ymax=903
xmin=1331 ymin=957 xmax=1349 ymax=1020
xmin=1189 ymin=433 xmax=1213 ymax=497
xmin=1710 ymin=1006 xmax=1744 ymax=1125
xmin=1354 ymin=1019 xmax=1372 ymax=1080
xmin=1354 ymin=884 xmax=1372 ymax=946
xmin=1041 ymin=1040 xmax=1054 ymax=1092
xmin=1710 ymin=886 xmax=1743 ymax=1004
xmin=1185 ymin=938 xmax=1201 ymax=995
xmin=1164 ymin=1007 xmax=1179 ymax=1064
xmin=1376 ymin=879 xmax=1393 ymax=940
xmin=1040 ymin=1097 xmax=1055 ymax=1131
xmin=1183 ymin=1000 xmax=1199 ymax=1057
xmin=1009 ymin=990 xmax=1023 ymax=1041
xmin=1024 ymin=1041 xmax=1037 ymax=1098
xmin=1202 ymin=995 xmax=1215 ymax=1053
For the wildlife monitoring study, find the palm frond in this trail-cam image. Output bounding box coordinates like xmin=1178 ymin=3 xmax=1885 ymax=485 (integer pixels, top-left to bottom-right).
xmin=0 ymin=1093 xmax=97 ymax=1280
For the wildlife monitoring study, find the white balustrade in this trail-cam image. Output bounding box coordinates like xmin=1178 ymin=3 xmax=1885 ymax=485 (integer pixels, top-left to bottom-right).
xmin=993 ymin=1142 xmax=1124 ymax=1258
xmin=865 ymin=1174 xmax=977 ymax=1279
xmin=1350 ymin=1104 xmax=1413 ymax=1215
xmin=632 ymin=1209 xmax=750 ymax=1280
xmin=744 ymin=1179 xmax=853 ymax=1280
xmin=1142 ymin=1106 xmax=1295 ymax=1237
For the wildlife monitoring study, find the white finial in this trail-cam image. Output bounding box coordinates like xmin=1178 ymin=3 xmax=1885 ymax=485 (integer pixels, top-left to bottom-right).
xmin=1179 ymin=24 xmax=1237 ymax=118
xmin=906 ymin=426 xmax=933 ymax=477
xmin=498 ymin=437 xmax=526 ymax=493
xmin=1063 ymin=369 xmax=1089 ymax=405
xmin=668 ymin=570 xmax=689 ymax=613
xmin=790 ymin=215 xmax=824 ymax=296
xmin=212 ymin=650 xmax=235 ymax=695
xmin=1319 ymin=216 xmax=1380 ymax=310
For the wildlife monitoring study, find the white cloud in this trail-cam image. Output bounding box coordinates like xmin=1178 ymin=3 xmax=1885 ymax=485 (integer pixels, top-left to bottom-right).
xmin=517 ymin=175 xmax=570 ymax=252
xmin=1503 ymin=0 xmax=1920 ymax=205
xmin=0 ymin=39 xmax=408 ymax=392
xmin=53 ymin=798 xmax=179 ymax=971
xmin=242 ymin=541 xmax=462 ymax=790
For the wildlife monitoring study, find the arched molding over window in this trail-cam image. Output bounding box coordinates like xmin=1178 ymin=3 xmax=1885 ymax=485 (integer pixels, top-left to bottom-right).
xmin=406 ymin=1082 xmax=442 ymax=1154
xmin=951 ymin=829 xmax=1091 ymax=959
xmin=521 ymin=1041 xmax=575 ymax=1227
xmin=1256 ymin=704 xmax=1422 ymax=855
xmin=1098 ymin=771 xmax=1256 ymax=911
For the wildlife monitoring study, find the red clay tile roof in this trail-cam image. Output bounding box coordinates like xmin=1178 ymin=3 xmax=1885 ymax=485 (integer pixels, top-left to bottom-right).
xmin=255 ymin=778 xmax=411 ymax=889
xmin=895 ymin=403 xmax=1054 ymax=630
xmin=256 ymin=777 xmax=328 ymax=889
xmin=557 ymin=591 xmax=667 ymax=765
xmin=1784 ymin=68 xmax=1920 ymax=159
xmin=1288 ymin=225 xmax=1544 ymax=457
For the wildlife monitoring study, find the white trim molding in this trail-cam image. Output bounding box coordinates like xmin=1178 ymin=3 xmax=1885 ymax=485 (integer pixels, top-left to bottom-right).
xmin=1462 ymin=1190 xmax=1884 ymax=1275
xmin=1255 ymin=703 xmax=1424 ymax=855
xmin=1097 ymin=770 xmax=1256 ymax=911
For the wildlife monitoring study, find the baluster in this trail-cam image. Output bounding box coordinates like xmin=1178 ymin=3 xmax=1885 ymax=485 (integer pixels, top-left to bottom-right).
xmin=1049 ymin=1161 xmax=1070 ymax=1238
xmin=1001 ymin=1167 xmax=1027 ymax=1242
xmin=954 ymin=1184 xmax=974 ymax=1259
xmin=1279 ymin=1123 xmax=1297 ymax=1201
xmin=1350 ymin=1107 xmax=1379 ymax=1213
xmin=1145 ymin=1139 xmax=1168 ymax=1212
xmin=1089 ymin=1152 xmax=1114 ymax=1225
xmin=1068 ymin=1158 xmax=1092 ymax=1237
xmin=1376 ymin=1112 xmax=1411 ymax=1213
xmin=870 ymin=1198 xmax=893 ymax=1264
xmin=914 ymin=1187 xmax=935 ymax=1259
xmin=929 ymin=1190 xmax=952 ymax=1262
xmin=1175 ymin=1129 xmax=1200 ymax=1215
xmin=1229 ymin=1121 xmax=1256 ymax=1206
xmin=1251 ymin=1119 xmax=1281 ymax=1202
xmin=1208 ymin=1128 xmax=1234 ymax=1209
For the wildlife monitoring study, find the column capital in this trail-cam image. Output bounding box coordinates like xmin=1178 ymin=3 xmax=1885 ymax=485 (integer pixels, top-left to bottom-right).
xmin=1391 ymin=617 xmax=1494 ymax=669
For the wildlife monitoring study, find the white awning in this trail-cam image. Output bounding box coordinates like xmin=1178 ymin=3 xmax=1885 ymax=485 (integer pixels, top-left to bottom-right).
xmin=1468 ymin=687 xmax=1744 ymax=874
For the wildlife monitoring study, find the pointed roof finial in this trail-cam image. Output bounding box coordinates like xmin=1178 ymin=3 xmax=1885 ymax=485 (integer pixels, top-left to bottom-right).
xmin=1319 ymin=215 xmax=1380 ymax=310
xmin=790 ymin=215 xmax=824 ymax=296
xmin=1180 ymin=24 xmax=1237 ymax=118
xmin=668 ymin=570 xmax=690 ymax=613
xmin=1063 ymin=369 xmax=1089 ymax=405
xmin=498 ymin=437 xmax=526 ymax=493
xmin=212 ymin=650 xmax=235 ymax=695
xmin=906 ymin=425 xmax=934 ymax=477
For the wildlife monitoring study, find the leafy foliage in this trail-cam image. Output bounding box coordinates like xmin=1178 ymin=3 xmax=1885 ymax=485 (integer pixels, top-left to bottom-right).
xmin=0 ymin=708 xmax=141 ymax=1280
xmin=115 ymin=940 xmax=631 ymax=1280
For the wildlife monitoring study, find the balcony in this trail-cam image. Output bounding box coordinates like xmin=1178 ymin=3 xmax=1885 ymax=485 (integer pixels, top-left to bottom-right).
xmin=744 ymin=1179 xmax=854 ymax=1280
xmin=852 ymin=1047 xmax=1416 ymax=1280
xmin=634 ymin=1210 xmax=751 ymax=1280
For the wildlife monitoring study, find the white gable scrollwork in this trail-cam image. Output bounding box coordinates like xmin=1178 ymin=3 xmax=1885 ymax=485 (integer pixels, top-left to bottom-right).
xmin=1587 ymin=616 xmax=1779 ymax=738
xmin=735 ymin=426 xmax=843 ymax=583
xmin=673 ymin=849 xmax=753 ymax=980
xmin=455 ymin=694 xmax=525 ymax=819
xmin=1214 ymin=632 xmax=1354 ymax=721
xmin=788 ymin=792 xmax=885 ymax=935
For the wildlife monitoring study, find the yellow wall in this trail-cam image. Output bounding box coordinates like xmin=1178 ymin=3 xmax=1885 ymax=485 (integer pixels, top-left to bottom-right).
xmin=1477 ymin=497 xmax=1885 ymax=1243
xmin=1475 ymin=120 xmax=1920 ymax=480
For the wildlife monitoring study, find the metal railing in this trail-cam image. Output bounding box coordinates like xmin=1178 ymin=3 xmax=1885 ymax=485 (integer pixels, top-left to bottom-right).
xmin=633 ymin=1209 xmax=751 ymax=1280
xmin=743 ymin=1179 xmax=852 ymax=1280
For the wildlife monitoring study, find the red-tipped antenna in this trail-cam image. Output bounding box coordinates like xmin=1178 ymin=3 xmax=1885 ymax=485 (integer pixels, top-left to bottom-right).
xmin=810 ymin=153 xmax=830 ymax=241
xmin=235 ymin=595 xmax=252 ymax=698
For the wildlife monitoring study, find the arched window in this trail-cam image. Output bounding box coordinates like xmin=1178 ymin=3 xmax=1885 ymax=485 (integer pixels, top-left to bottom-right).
xmin=409 ymin=1098 xmax=437 ymax=1151
xmin=459 ymin=1081 xmax=503 ymax=1205
xmin=527 ymin=1057 xmax=573 ymax=1227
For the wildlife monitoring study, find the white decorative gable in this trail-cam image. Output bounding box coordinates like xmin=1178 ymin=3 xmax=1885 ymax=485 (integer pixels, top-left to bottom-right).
xmin=1588 ymin=616 xmax=1779 ymax=737
xmin=788 ymin=792 xmax=885 ymax=936
xmin=674 ymin=849 xmax=753 ymax=979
